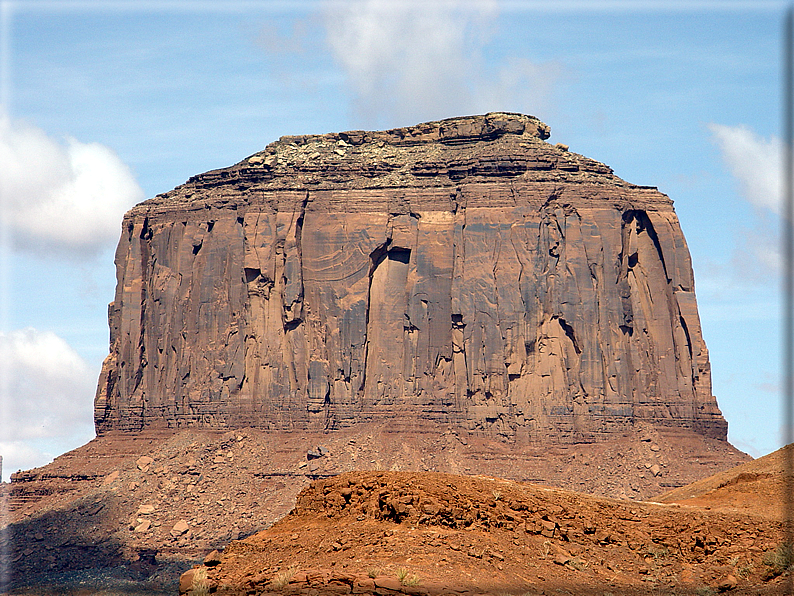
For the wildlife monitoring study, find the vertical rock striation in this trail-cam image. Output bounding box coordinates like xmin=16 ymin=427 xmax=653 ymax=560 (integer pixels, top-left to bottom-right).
xmin=94 ymin=113 xmax=726 ymax=442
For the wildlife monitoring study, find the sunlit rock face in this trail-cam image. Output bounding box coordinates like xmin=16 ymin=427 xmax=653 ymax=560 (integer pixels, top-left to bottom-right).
xmin=94 ymin=113 xmax=726 ymax=442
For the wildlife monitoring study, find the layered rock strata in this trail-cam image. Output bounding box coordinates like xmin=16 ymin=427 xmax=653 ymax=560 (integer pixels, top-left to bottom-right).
xmin=94 ymin=112 xmax=726 ymax=442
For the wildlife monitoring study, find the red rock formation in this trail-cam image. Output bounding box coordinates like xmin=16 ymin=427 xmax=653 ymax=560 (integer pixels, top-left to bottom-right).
xmin=94 ymin=113 xmax=726 ymax=442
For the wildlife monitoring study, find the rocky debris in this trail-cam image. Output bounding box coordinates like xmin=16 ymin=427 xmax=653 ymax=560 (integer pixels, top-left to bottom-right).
xmin=2 ymin=425 xmax=750 ymax=592
xmin=179 ymin=568 xmax=198 ymax=594
xmin=94 ymin=112 xmax=727 ymax=444
xmin=102 ymin=470 xmax=120 ymax=485
xmin=307 ymin=446 xmax=330 ymax=460
xmin=193 ymin=470 xmax=787 ymax=595
xmin=137 ymin=456 xmax=154 ymax=471
xmin=204 ymin=550 xmax=223 ymax=566
xmin=171 ymin=520 xmax=190 ymax=537
xmin=718 ymin=574 xmax=739 ymax=591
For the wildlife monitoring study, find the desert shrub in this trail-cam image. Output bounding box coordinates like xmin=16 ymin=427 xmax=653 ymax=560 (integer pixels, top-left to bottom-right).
xmin=191 ymin=567 xmax=210 ymax=596
xmin=396 ymin=567 xmax=420 ymax=585
xmin=540 ymin=540 xmax=552 ymax=558
xmin=737 ymin=563 xmax=753 ymax=579
xmin=367 ymin=567 xmax=380 ymax=578
xmin=272 ymin=566 xmax=297 ymax=589
xmin=404 ymin=573 xmax=421 ymax=586
xmin=695 ymin=586 xmax=715 ymax=596
xmin=645 ymin=544 xmax=669 ymax=561
xmin=763 ymin=542 xmax=794 ymax=574
xmin=566 ymin=558 xmax=589 ymax=571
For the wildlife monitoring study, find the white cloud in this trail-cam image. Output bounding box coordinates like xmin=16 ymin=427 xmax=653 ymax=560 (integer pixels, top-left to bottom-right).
xmin=730 ymin=218 xmax=781 ymax=282
xmin=708 ymin=123 xmax=784 ymax=281
xmin=0 ymin=110 xmax=144 ymax=259
xmin=0 ymin=328 xmax=96 ymax=480
xmin=0 ymin=441 xmax=55 ymax=482
xmin=322 ymin=0 xmax=563 ymax=128
xmin=708 ymin=123 xmax=781 ymax=214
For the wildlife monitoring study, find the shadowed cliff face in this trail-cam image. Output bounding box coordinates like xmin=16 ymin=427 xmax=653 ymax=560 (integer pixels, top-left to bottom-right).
xmin=94 ymin=112 xmax=726 ymax=441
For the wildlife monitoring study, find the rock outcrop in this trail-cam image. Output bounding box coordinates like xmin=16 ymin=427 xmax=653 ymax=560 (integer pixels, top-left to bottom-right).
xmin=94 ymin=112 xmax=726 ymax=442
xmin=184 ymin=470 xmax=786 ymax=595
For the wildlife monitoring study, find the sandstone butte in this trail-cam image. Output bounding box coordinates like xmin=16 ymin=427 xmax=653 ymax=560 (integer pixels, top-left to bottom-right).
xmin=94 ymin=112 xmax=726 ymax=443
xmin=4 ymin=113 xmax=764 ymax=595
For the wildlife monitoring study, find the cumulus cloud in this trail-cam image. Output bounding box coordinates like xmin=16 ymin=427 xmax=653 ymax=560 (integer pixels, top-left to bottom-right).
xmin=708 ymin=123 xmax=781 ymax=214
xmin=322 ymin=0 xmax=563 ymax=128
xmin=0 ymin=110 xmax=144 ymax=259
xmin=708 ymin=123 xmax=784 ymax=280
xmin=0 ymin=328 xmax=96 ymax=480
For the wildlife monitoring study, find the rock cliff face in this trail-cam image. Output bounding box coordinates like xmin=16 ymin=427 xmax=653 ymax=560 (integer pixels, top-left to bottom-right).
xmin=94 ymin=113 xmax=726 ymax=442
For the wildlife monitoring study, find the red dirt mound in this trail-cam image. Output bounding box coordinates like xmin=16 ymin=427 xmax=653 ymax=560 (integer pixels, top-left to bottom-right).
xmin=190 ymin=470 xmax=787 ymax=596
xmin=658 ymin=444 xmax=792 ymax=521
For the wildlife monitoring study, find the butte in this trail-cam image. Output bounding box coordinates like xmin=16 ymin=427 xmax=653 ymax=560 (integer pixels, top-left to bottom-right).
xmin=6 ymin=113 xmax=750 ymax=591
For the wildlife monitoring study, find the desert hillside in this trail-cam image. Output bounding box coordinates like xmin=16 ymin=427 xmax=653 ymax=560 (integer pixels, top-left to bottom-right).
xmin=182 ymin=466 xmax=789 ymax=596
xmin=3 ymin=424 xmax=750 ymax=593
xmin=658 ymin=443 xmax=793 ymax=520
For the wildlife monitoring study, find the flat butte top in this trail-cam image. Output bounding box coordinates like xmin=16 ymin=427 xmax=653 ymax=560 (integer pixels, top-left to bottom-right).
xmin=135 ymin=112 xmax=669 ymax=216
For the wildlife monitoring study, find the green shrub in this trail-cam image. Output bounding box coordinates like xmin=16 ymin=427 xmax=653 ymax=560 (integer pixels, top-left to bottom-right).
xmin=396 ymin=567 xmax=420 ymax=586
xmin=763 ymin=542 xmax=794 ymax=574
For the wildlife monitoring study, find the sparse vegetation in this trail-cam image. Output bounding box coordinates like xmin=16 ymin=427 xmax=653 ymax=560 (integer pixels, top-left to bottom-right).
xmin=566 ymin=558 xmax=589 ymax=572
xmin=396 ymin=567 xmax=420 ymax=586
xmin=272 ymin=566 xmax=297 ymax=588
xmin=645 ymin=544 xmax=669 ymax=561
xmin=695 ymin=586 xmax=715 ymax=596
xmin=541 ymin=540 xmax=552 ymax=558
xmin=404 ymin=573 xmax=421 ymax=586
xmin=730 ymin=555 xmax=753 ymax=579
xmin=492 ymin=489 xmax=502 ymax=501
xmin=191 ymin=567 xmax=210 ymax=596
xmin=367 ymin=567 xmax=380 ymax=578
xmin=737 ymin=563 xmax=754 ymax=579
xmin=762 ymin=542 xmax=794 ymax=575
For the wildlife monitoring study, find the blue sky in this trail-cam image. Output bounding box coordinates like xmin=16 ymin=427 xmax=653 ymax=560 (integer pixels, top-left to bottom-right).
xmin=0 ymin=0 xmax=786 ymax=480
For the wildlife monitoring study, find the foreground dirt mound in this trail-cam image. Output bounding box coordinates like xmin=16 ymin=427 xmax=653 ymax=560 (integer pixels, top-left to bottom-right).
xmin=2 ymin=425 xmax=749 ymax=593
xmin=192 ymin=470 xmax=787 ymax=596
xmin=658 ymin=444 xmax=792 ymax=520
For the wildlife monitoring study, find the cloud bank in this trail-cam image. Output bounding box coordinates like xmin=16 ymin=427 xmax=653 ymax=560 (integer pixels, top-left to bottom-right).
xmin=0 ymin=110 xmax=144 ymax=259
xmin=322 ymin=0 xmax=562 ymax=129
xmin=0 ymin=328 xmax=96 ymax=480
